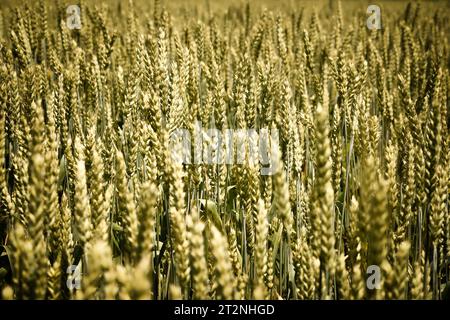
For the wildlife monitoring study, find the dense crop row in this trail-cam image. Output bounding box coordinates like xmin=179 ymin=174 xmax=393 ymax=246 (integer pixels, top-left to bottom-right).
xmin=0 ymin=0 xmax=448 ymax=299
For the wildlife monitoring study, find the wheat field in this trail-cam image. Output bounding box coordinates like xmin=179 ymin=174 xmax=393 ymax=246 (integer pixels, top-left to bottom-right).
xmin=0 ymin=0 xmax=448 ymax=300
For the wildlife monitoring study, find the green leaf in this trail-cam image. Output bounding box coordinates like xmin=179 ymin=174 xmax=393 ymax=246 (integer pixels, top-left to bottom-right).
xmin=0 ymin=267 xmax=7 ymax=280
xmin=1 ymin=245 xmax=14 ymax=279
xmin=112 ymin=222 xmax=123 ymax=232
xmin=58 ymin=155 xmax=67 ymax=188
xmin=200 ymin=199 xmax=222 ymax=232
xmin=271 ymin=224 xmax=283 ymax=264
